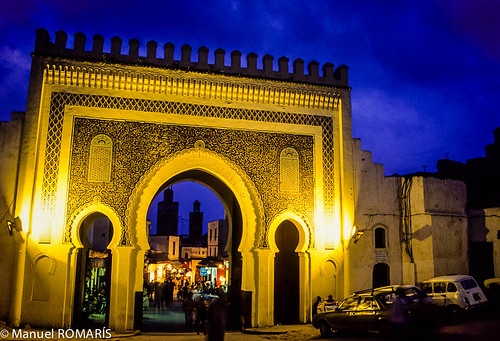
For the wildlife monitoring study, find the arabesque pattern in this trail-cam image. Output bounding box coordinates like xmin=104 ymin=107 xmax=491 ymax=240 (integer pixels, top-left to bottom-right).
xmin=42 ymin=93 xmax=335 ymax=244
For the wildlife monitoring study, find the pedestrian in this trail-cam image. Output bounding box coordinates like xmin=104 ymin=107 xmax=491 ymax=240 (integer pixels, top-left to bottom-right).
xmin=181 ymin=291 xmax=195 ymax=331
xmin=195 ymin=298 xmax=208 ymax=335
xmin=388 ymin=287 xmax=410 ymax=340
xmin=312 ymin=296 xmax=322 ymax=316
xmin=207 ymin=292 xmax=228 ymax=341
xmin=154 ymin=282 xmax=163 ymax=311
xmin=324 ymin=294 xmax=336 ymax=311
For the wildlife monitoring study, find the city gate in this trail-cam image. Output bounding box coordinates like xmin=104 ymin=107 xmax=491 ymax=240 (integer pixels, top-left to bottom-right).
xmin=8 ymin=29 xmax=355 ymax=330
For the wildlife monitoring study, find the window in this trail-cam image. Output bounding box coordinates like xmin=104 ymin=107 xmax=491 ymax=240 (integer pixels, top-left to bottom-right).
xmin=447 ymin=282 xmax=457 ymax=292
xmin=460 ymin=278 xmax=478 ymax=290
xmin=434 ymin=282 xmax=446 ymax=294
xmin=88 ymin=134 xmax=113 ymax=182
xmin=339 ymin=296 xmax=359 ymax=310
xmin=279 ymin=147 xmax=299 ymax=192
xmin=374 ymin=227 xmax=386 ymax=248
xmin=358 ymin=297 xmax=378 ymax=310
xmin=421 ymin=283 xmax=432 ymax=294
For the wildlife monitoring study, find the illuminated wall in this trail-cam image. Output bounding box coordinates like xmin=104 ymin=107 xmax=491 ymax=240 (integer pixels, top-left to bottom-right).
xmin=1 ymin=28 xmax=475 ymax=331
xmin=0 ymin=113 xmax=24 ymax=322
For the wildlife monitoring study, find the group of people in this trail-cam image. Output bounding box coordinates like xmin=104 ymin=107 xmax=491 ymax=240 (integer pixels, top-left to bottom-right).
xmin=145 ymin=279 xmax=175 ymax=310
xmin=182 ymin=288 xmax=229 ymax=340
xmin=312 ymin=294 xmax=337 ymax=316
xmin=144 ymin=278 xmax=229 ymax=340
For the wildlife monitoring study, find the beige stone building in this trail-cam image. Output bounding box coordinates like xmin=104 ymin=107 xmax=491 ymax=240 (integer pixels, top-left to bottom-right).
xmin=0 ymin=29 xmax=484 ymax=331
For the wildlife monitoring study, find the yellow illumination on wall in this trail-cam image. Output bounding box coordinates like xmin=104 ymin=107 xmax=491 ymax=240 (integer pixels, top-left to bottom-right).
xmin=29 ymin=207 xmax=52 ymax=243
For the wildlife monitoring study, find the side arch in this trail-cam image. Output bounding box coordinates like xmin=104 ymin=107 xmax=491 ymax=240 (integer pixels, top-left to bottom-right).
xmin=67 ymin=197 xmax=123 ymax=249
xmin=66 ymin=199 xmax=122 ymax=329
xmin=268 ymin=211 xmax=311 ymax=253
xmin=267 ymin=211 xmax=312 ymax=324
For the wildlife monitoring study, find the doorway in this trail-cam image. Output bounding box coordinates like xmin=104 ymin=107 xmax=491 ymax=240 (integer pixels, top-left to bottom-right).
xmin=141 ymin=175 xmax=243 ymax=331
xmin=73 ymin=214 xmax=113 ymax=328
xmin=274 ymin=220 xmax=300 ymax=325
xmin=372 ymin=263 xmax=390 ymax=288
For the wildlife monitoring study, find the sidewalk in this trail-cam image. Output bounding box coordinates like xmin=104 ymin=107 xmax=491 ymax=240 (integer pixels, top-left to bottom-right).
xmin=108 ymin=324 xmax=319 ymax=341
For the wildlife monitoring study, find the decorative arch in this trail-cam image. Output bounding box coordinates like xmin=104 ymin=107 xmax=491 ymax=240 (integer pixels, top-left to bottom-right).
xmin=268 ymin=210 xmax=311 ymax=253
xmin=31 ymin=254 xmax=55 ymax=301
xmin=320 ymin=259 xmax=338 ymax=299
xmin=126 ymin=142 xmax=265 ymax=253
xmin=66 ymin=196 xmax=122 ymax=249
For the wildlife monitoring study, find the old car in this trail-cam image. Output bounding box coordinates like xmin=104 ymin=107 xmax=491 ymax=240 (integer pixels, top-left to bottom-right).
xmin=312 ymin=285 xmax=432 ymax=338
xmin=421 ymin=275 xmax=488 ymax=316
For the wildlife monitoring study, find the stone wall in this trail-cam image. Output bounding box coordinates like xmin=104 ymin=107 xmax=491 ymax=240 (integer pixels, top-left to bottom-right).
xmin=0 ymin=112 xmax=24 ymax=322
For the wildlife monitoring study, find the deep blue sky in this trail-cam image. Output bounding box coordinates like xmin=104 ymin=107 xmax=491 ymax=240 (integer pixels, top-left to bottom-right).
xmin=1 ymin=1 xmax=499 ymax=228
xmin=148 ymin=182 xmax=225 ymax=235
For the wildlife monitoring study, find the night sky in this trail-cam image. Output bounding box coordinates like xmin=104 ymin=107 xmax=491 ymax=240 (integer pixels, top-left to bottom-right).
xmin=1 ymin=1 xmax=499 ymax=230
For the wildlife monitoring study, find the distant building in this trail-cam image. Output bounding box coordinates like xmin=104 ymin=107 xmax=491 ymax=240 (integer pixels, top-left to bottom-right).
xmin=149 ymin=235 xmax=180 ymax=260
xmin=436 ymin=127 xmax=500 ymax=284
xmin=181 ymin=245 xmax=208 ymax=260
xmin=208 ymin=218 xmax=228 ymax=258
xmin=156 ymin=188 xmax=179 ymax=236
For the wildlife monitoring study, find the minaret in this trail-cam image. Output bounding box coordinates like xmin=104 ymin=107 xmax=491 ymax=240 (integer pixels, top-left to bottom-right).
xmin=189 ymin=200 xmax=203 ymax=243
xmin=156 ymin=188 xmax=179 ymax=236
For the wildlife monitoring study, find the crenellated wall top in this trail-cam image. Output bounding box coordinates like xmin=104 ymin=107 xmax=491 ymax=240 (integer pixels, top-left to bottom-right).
xmin=33 ymin=29 xmax=349 ymax=88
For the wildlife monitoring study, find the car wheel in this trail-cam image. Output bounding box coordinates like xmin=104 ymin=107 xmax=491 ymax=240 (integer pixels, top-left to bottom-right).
xmin=319 ymin=321 xmax=332 ymax=338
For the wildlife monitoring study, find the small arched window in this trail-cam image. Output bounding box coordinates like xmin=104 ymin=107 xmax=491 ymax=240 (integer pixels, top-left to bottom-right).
xmin=374 ymin=227 xmax=386 ymax=249
xmin=88 ymin=134 xmax=113 ymax=182
xmin=279 ymin=147 xmax=299 ymax=192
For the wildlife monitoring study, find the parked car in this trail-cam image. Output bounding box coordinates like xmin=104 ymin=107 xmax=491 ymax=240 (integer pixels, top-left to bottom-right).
xmin=312 ymin=285 xmax=432 ymax=338
xmin=484 ymin=278 xmax=500 ymax=302
xmin=421 ymin=275 xmax=488 ymax=316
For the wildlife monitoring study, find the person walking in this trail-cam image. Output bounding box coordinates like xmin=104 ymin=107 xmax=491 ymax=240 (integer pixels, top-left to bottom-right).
xmin=206 ymin=292 xmax=228 ymax=341
xmin=195 ymin=298 xmax=208 ymax=335
xmin=181 ymin=291 xmax=195 ymax=331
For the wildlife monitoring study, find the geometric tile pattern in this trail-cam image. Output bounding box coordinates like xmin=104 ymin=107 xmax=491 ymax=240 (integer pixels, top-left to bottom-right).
xmin=43 ymin=92 xmax=335 ymax=244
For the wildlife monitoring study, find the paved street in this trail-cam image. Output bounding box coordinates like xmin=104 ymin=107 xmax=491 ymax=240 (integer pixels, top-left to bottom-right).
xmin=2 ymin=302 xmax=500 ymax=341
xmin=109 ymin=303 xmax=500 ymax=341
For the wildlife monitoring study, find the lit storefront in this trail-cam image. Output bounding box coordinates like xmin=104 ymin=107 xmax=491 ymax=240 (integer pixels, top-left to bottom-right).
xmin=197 ymin=259 xmax=229 ymax=288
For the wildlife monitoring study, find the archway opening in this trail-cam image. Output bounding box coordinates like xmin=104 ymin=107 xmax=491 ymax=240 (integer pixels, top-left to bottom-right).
xmin=73 ymin=213 xmax=113 ymax=328
xmin=372 ymin=263 xmax=390 ymax=288
xmin=274 ymin=220 xmax=300 ymax=325
xmin=141 ymin=172 xmax=243 ymax=332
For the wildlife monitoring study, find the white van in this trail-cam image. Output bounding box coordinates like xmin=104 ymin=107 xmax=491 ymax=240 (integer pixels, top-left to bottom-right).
xmin=421 ymin=275 xmax=487 ymax=315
